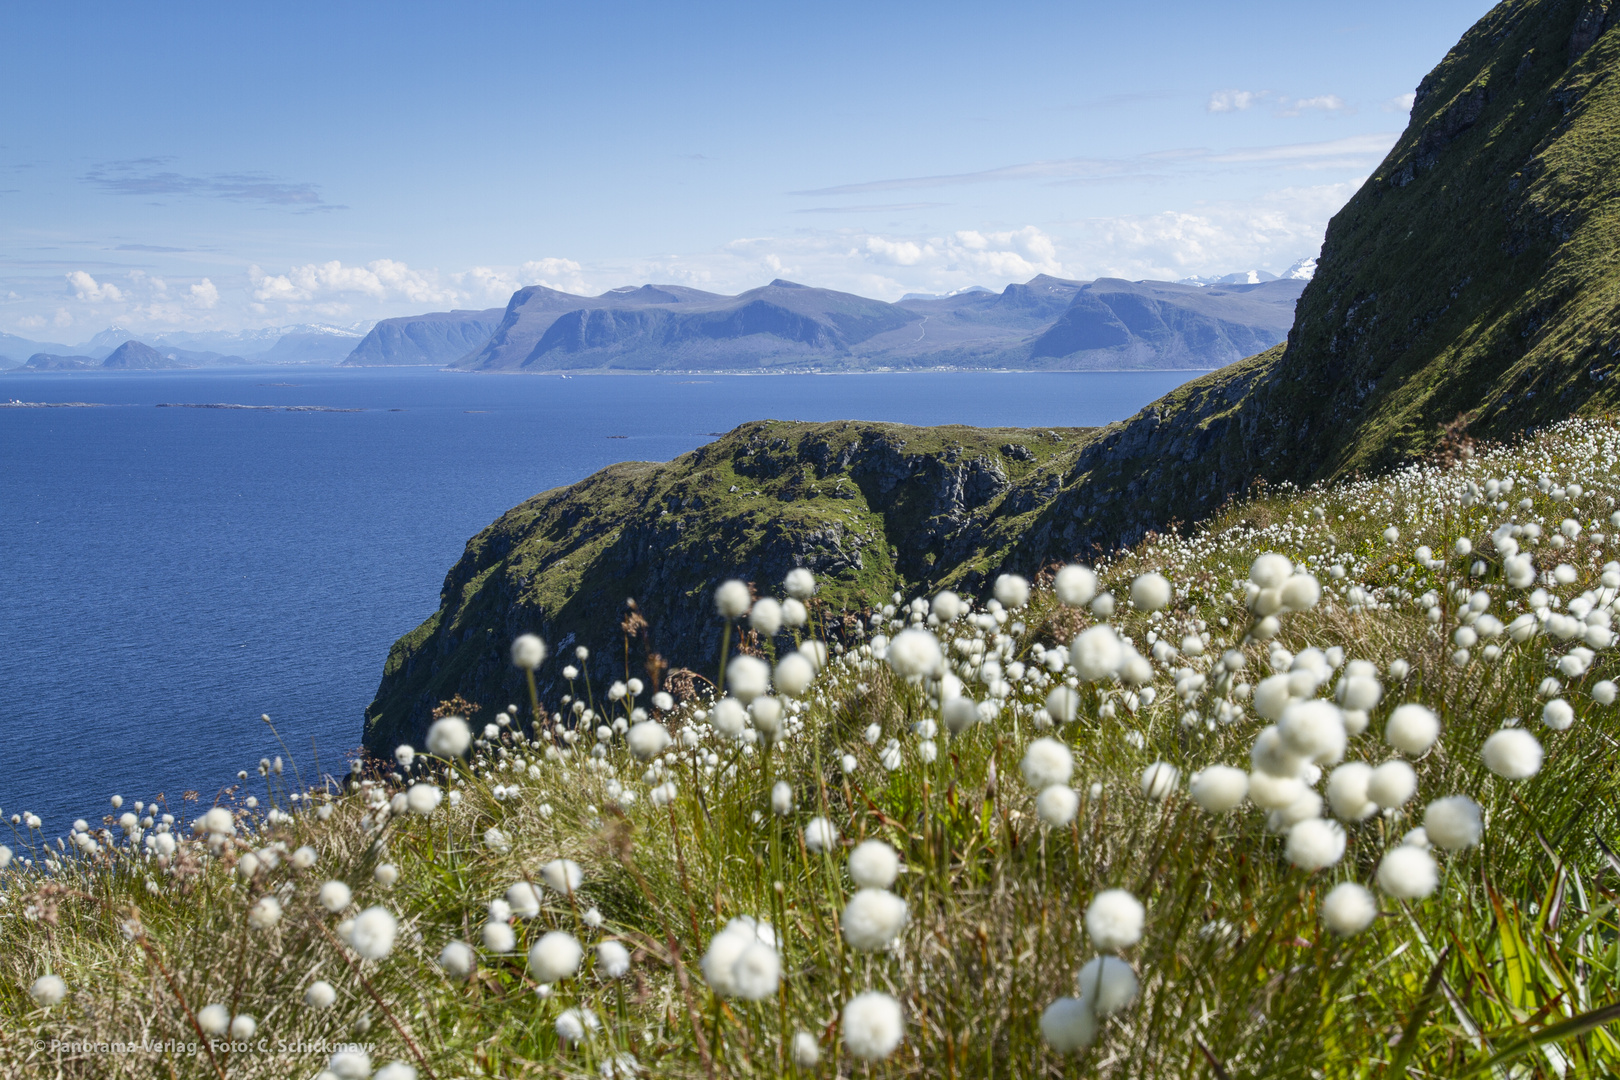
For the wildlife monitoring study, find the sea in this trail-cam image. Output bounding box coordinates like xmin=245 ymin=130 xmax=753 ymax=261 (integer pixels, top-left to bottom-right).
xmin=0 ymin=366 xmax=1199 ymax=836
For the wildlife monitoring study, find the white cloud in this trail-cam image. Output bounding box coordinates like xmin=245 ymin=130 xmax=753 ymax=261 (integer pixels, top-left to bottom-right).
xmin=1385 ymin=92 xmax=1417 ymax=112
xmin=455 ymin=257 xmax=590 ymax=302
xmin=67 ymin=270 xmax=123 ymax=303
xmin=53 ymin=308 xmax=73 ymax=327
xmin=1205 ymin=132 xmax=1397 ymax=167
xmin=250 ymin=259 xmax=460 ymax=307
xmin=16 ymin=314 xmax=45 ymax=331
xmin=1208 ymin=89 xmax=1268 ymax=113
xmin=1276 ymin=94 xmax=1350 ymax=117
xmin=188 ymin=279 xmax=219 ymax=309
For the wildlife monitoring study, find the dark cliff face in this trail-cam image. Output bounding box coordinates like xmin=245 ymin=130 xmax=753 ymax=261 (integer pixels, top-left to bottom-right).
xmin=362 ymin=420 xmax=1084 ymax=753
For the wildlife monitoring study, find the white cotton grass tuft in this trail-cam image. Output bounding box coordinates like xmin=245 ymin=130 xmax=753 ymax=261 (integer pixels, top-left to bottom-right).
xmin=726 ymin=655 xmax=771 ymax=703
xmin=248 ymin=896 xmax=283 ymax=929
xmin=888 ymin=628 xmax=944 ymax=679
xmin=701 ymin=918 xmax=778 ymax=998
xmin=29 ymin=974 xmax=66 ymax=1007
xmin=1054 ymin=564 xmax=1098 ymax=608
xmin=1036 ymin=784 xmax=1080 ymax=827
xmin=482 ymin=920 xmax=516 ymax=953
xmin=730 ymin=940 xmax=781 ymax=1000
xmin=774 ymin=653 xmax=815 ymax=698
xmin=1385 ymin=704 xmax=1440 ymax=756
xmin=374 ymin=864 xmax=400 ymax=888
xmin=1246 ymin=770 xmax=1305 ymax=811
xmin=1423 ymin=796 xmax=1483 ymax=850
xmin=1189 ymin=766 xmax=1248 ymax=813
xmin=327 ymin=1048 xmax=372 ymax=1079
xmin=1542 ymin=698 xmax=1575 ymax=731
xmin=1322 ymin=882 xmax=1379 ymax=935
xmin=596 ymin=940 xmax=632 ymax=979
xmin=1076 ymin=955 xmax=1139 ymax=1015
xmin=1249 ymin=552 xmax=1292 ymax=588
xmin=804 ymin=816 xmax=839 ymax=853
xmin=506 ymin=881 xmax=544 ymax=919
xmin=1040 ymin=996 xmax=1099 ymax=1052
xmin=1045 ymin=685 xmax=1080 ymax=724
xmin=994 ymin=573 xmax=1030 ymax=609
xmin=405 ymin=783 xmax=442 ymax=815
xmin=1377 ymin=845 xmax=1439 ymax=899
xmin=437 ymin=940 xmax=476 ymax=980
xmin=1278 ymin=700 xmax=1347 ymax=765
xmin=749 ymin=597 xmax=783 ymax=636
xmin=1085 ymin=889 xmax=1144 ymax=950
xmin=931 ymin=590 xmax=966 ymax=622
xmin=1482 ymin=727 xmax=1543 ymax=779
xmin=373 ymin=1064 xmax=417 ymax=1080
xmin=792 ymin=1031 xmax=822 ymax=1068
xmin=711 ymin=697 xmax=748 ymax=738
xmin=197 ymin=1003 xmax=230 ymax=1035
xmin=349 ymin=907 xmax=398 ymax=959
xmin=848 ymin=839 xmax=900 ymax=888
xmin=783 ymin=567 xmax=817 ymax=599
xmin=782 ymin=597 xmax=809 ymax=628
xmin=528 ymin=931 xmax=584 ymax=982
xmin=483 ymin=827 xmax=511 ymax=854
xmin=715 ymin=579 xmax=752 ymax=618
xmin=1285 ymin=819 xmax=1347 ymax=871
xmin=942 ymin=695 xmax=979 ymax=735
xmin=627 ymin=720 xmax=672 ymax=761
xmin=425 ymin=716 xmax=471 ymax=758
xmin=1366 ymin=760 xmax=1418 ymax=809
xmin=510 ymin=633 xmax=546 ymax=670
xmin=229 ymin=1013 xmax=257 ymax=1039
xmin=1325 ymin=762 xmax=1378 ymax=822
xmin=319 ymin=880 xmax=353 ymax=913
xmin=842 ymin=991 xmax=905 ymax=1061
xmin=1130 ymin=572 xmax=1172 ymax=612
xmin=1140 ymin=761 xmax=1180 ymax=800
xmin=540 ymin=858 xmax=584 ymax=895
xmin=555 ymin=1006 xmax=599 ymax=1045
xmin=1020 ymin=737 xmax=1074 ymax=789
xmin=1071 ymin=625 xmax=1124 ymax=681
xmin=842 ymin=888 xmax=909 ymax=951
xmin=304 ymin=979 xmax=337 ymax=1008
xmin=771 ymin=780 xmax=794 ymax=816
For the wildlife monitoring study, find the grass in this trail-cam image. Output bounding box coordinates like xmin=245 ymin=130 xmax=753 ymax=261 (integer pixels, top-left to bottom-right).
xmin=7 ymin=416 xmax=1620 ymax=1078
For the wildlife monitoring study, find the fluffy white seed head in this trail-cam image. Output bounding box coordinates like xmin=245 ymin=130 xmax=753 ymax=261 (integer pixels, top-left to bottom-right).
xmin=1021 ymin=737 xmax=1074 ymax=789
xmin=749 ymin=597 xmax=783 ymax=637
xmin=1044 ymin=686 xmax=1080 ymax=724
xmin=792 ymin=1031 xmax=822 ymax=1068
xmin=1040 ymin=996 xmax=1099 ymax=1052
xmin=715 ymin=580 xmax=752 ymax=618
xmin=771 ymin=781 xmax=794 ymax=816
xmin=319 ymin=880 xmax=352 ymax=913
xmin=1377 ymin=845 xmax=1439 ymax=899
xmin=1054 ymin=565 xmax=1098 ymax=608
xmin=804 ymin=817 xmax=839 ymax=853
xmin=1071 ymin=625 xmax=1124 ymax=682
xmin=1037 ymin=785 xmax=1080 ymax=827
xmin=931 ymin=590 xmax=965 ymax=622
xmin=628 ymin=721 xmax=672 ymax=761
xmin=528 ymin=931 xmax=584 ymax=982
xmin=596 ymin=940 xmax=631 ymax=979
xmin=1076 ymin=955 xmax=1139 ymax=1015
xmin=426 ymin=717 xmax=471 ymax=758
xmin=1482 ymin=728 xmax=1543 ymax=779
xmin=29 ymin=974 xmax=66 ymax=1007
xmin=249 ymin=896 xmax=283 ymax=929
xmin=1247 ymin=770 xmax=1306 ymax=810
xmin=349 ymin=907 xmax=398 ymax=960
xmin=711 ymin=697 xmax=748 ymax=738
xmin=888 ymin=629 xmax=944 ymax=679
xmin=1542 ymin=698 xmax=1575 ymax=731
xmin=1189 ymin=766 xmax=1248 ymax=812
xmin=482 ymin=920 xmax=516 ymax=953
xmin=782 ymin=597 xmax=809 ymax=628
xmin=726 ymin=655 xmax=771 ymax=704
xmin=1085 ymin=889 xmax=1144 ymax=951
xmin=1366 ymin=760 xmax=1418 ymax=809
xmin=405 ymin=783 xmax=442 ymax=816
xmin=1279 ymin=574 xmax=1322 ymax=612
xmin=1130 ymin=572 xmax=1172 ymax=612
xmin=1322 ymin=882 xmax=1378 ymax=935
xmin=848 ymin=839 xmax=900 ymax=888
xmin=304 ymin=979 xmax=337 ymax=1008
xmin=994 ymin=574 xmax=1031 ymax=609
xmin=1285 ymin=819 xmax=1347 ymax=871
xmin=437 ymin=940 xmax=476 ymax=981
xmin=1325 ymin=762 xmax=1378 ymax=821
xmin=1278 ymin=700 xmax=1347 ymax=765
xmin=510 ymin=634 xmax=546 ymax=671
xmin=1423 ymin=795 xmax=1483 ymax=850
xmin=1140 ymin=761 xmax=1179 ymax=800
xmin=197 ymin=1003 xmax=229 ymax=1034
xmin=842 ymin=992 xmax=905 ymax=1061
xmin=730 ymin=940 xmax=781 ymax=1000
xmin=554 ymin=1007 xmax=598 ymax=1045
xmin=774 ymin=653 xmax=814 ymax=698
xmin=783 ymin=567 xmax=817 ymax=599
xmin=506 ymin=881 xmax=543 ymax=919
xmin=842 ymin=888 xmax=909 ymax=951
xmin=941 ymin=695 xmax=979 ymax=735
xmin=540 ymin=858 xmax=583 ymax=895
xmin=1250 ymin=552 xmax=1293 ymax=588
xmin=203 ymin=807 xmax=235 ymax=836
xmin=1385 ymin=704 xmax=1440 ymax=756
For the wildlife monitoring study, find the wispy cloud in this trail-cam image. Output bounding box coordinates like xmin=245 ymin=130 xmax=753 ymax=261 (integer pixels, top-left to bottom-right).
xmin=84 ymin=158 xmax=344 ymax=212
xmin=793 ymin=202 xmax=948 ymax=214
xmin=1208 ymin=89 xmax=1269 ymax=113
xmin=114 ymin=243 xmax=190 ymax=253
xmin=1275 ymin=94 xmax=1351 ymax=117
xmin=1385 ymin=92 xmax=1417 ymax=112
xmin=791 ymin=159 xmax=1128 ymax=196
xmin=1203 ymin=132 xmax=1397 ymax=165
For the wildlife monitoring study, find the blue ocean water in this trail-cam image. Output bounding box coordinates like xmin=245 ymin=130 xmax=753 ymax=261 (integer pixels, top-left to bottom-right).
xmin=0 ymin=367 xmax=1197 ymax=834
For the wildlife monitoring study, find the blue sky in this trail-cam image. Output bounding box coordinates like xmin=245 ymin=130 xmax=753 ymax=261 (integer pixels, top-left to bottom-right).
xmin=0 ymin=0 xmax=1496 ymax=338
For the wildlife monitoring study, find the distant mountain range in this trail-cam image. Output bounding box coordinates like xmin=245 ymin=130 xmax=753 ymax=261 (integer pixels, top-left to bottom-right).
xmin=0 ymin=323 xmax=366 ymax=371
xmin=342 ymin=272 xmax=1307 ymax=372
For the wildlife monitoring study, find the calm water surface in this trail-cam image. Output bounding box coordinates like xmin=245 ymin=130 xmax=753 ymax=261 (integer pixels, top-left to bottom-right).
xmin=0 ymin=367 xmax=1198 ymax=834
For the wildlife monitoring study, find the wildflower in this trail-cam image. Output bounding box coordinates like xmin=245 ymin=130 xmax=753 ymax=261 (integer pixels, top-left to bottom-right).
xmin=1482 ymin=728 xmax=1543 ymax=779
xmin=436 ymin=940 xmax=475 ymax=980
xmin=1045 ymin=686 xmax=1080 ymax=724
xmin=628 ymin=721 xmax=672 ymax=760
xmin=597 ymin=940 xmax=631 ymax=979
xmin=731 ymin=941 xmax=781 ymax=1000
xmin=292 ymin=845 xmax=317 ymax=869
xmin=888 ymin=628 xmax=944 ymax=679
xmin=1280 ymin=573 xmax=1322 ymax=611
xmin=374 ymin=864 xmax=399 ymax=888
xmin=750 ymin=697 xmax=784 ymax=740
xmin=406 ymin=783 xmax=442 ymax=815
xmin=350 ymin=907 xmax=398 ymax=959
xmin=230 ymin=1014 xmax=257 ymax=1039
xmin=750 ymin=597 xmax=783 ymax=636
xmin=1247 ymin=770 xmax=1306 ymax=810
xmin=701 ymin=919 xmax=776 ymax=997
xmin=726 ymin=655 xmax=771 ymax=703
xmin=842 ymin=991 xmax=905 ymax=1061
xmin=198 ymin=1003 xmax=229 ymax=1034
xmin=1322 ymin=882 xmax=1378 ymax=936
xmin=1054 ymin=564 xmax=1098 ymax=608
xmin=582 ymin=906 xmax=604 ymax=928
xmin=249 ymin=896 xmax=283 ymax=929
xmin=1366 ymin=760 xmax=1417 ymax=808
xmin=1040 ymin=996 xmax=1099 ymax=1052
xmin=540 ymin=858 xmax=583 ymax=894
xmin=1385 ymin=704 xmax=1440 ymax=756
xmin=319 ymin=880 xmax=352 ymax=913
xmin=771 ymin=781 xmax=794 ymax=816
xmin=842 ymin=888 xmax=909 ymax=951
xmin=28 ymin=974 xmax=65 ymax=1007
xmin=1423 ymin=796 xmax=1483 ymax=849
xmin=426 ymin=716 xmax=471 ymax=758
xmin=1595 ymin=680 xmax=1618 ymax=705
xmin=932 ymin=590 xmax=966 ymax=621
xmin=784 ymin=567 xmax=816 ymax=598
xmin=555 ymin=1007 xmax=599 ymax=1045
xmin=528 ymin=931 xmax=584 ymax=982
xmin=1037 ymin=785 xmax=1080 ymax=827
xmin=203 ymin=807 xmax=235 ymax=836
xmin=484 ymin=827 xmax=511 ymax=853
xmin=1085 ymin=889 xmax=1144 ymax=950
xmin=792 ymin=1031 xmax=822 ymax=1068
xmin=994 ymin=573 xmax=1031 ymax=609
xmin=1279 ymin=700 xmax=1347 ymax=764
xmin=804 ymin=816 xmax=839 ymax=852
xmin=1140 ymin=761 xmax=1180 ymax=799
xmin=304 ymin=980 xmax=337 ymax=1008
xmin=511 ymin=634 xmax=547 ymax=670
xmin=1073 ymin=624 xmax=1125 ymax=681
xmin=395 ymin=745 xmax=416 ymax=769
xmin=1286 ymin=819 xmax=1347 ymax=871
xmin=800 ymin=639 xmax=829 ymax=669
xmin=941 ymin=696 xmax=978 ymax=734
xmin=1189 ymin=766 xmax=1248 ymax=812
xmin=328 ymin=1049 xmax=372 ymax=1079
xmin=1130 ymin=572 xmax=1172 ymax=611
xmin=1325 ymin=763 xmax=1377 ymax=821
xmin=373 ymin=1064 xmax=417 ymax=1080
xmin=1542 ymin=698 xmax=1575 ymax=731
xmin=1021 ymin=737 xmax=1074 ymax=789
xmin=1250 ymin=552 xmax=1292 ymax=588
xmin=1076 ymin=955 xmax=1139 ymax=1015
xmin=715 ymin=580 xmax=752 ymax=618
xmin=482 ymin=920 xmax=516 ymax=952
xmin=1376 ymin=846 xmax=1439 ymax=899
xmin=782 ymin=598 xmax=809 ymax=628
xmin=848 ymin=839 xmax=900 ymax=888
xmin=774 ymin=653 xmax=814 ymax=697
xmin=711 ymin=697 xmax=748 ymax=737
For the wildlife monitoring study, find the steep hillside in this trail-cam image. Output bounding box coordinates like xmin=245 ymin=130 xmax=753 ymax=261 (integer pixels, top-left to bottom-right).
xmin=22 ymin=353 xmax=98 ymax=370
xmin=343 ymin=308 xmax=504 ymax=366
xmin=100 ymin=341 xmax=193 ymax=369
xmin=455 ymin=285 xmax=726 ymax=369
xmin=364 ymin=420 xmax=1084 ymax=750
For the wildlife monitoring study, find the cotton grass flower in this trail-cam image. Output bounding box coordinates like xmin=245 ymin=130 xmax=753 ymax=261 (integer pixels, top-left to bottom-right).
xmin=248 ymin=896 xmax=283 ymax=929
xmin=1037 ymin=784 xmax=1080 ymax=826
xmin=1040 ymin=996 xmax=1099 ymax=1052
xmin=437 ymin=940 xmax=475 ymax=980
xmin=506 ymin=881 xmax=543 ymax=919
xmin=1054 ymin=564 xmax=1098 ymax=608
xmin=848 ymin=839 xmax=899 ymax=888
xmin=319 ymin=880 xmax=352 ymax=913
xmin=1385 ymin=704 xmax=1440 ymax=756
xmin=596 ymin=940 xmax=631 ymax=979
xmin=425 ymin=716 xmax=471 ymax=758
xmin=792 ymin=1031 xmax=822 ymax=1068
xmin=842 ymin=888 xmax=909 ymax=951
xmin=783 ymin=567 xmax=816 ymax=598
xmin=771 ymin=780 xmax=794 ymax=815
xmin=510 ymin=633 xmax=546 ymax=670
xmin=701 ymin=919 xmax=778 ymax=998
xmin=349 ymin=907 xmax=398 ymax=960
xmin=888 ymin=628 xmax=944 ymax=679
xmin=1130 ymin=572 xmax=1172 ymax=611
xmin=1189 ymin=766 xmax=1248 ymax=812
xmin=1085 ymin=889 xmax=1144 ymax=950
xmin=1482 ymin=727 xmax=1543 ymax=779
xmin=730 ymin=941 xmax=781 ymax=1000
xmin=555 ymin=1007 xmax=599 ymax=1045
xmin=711 ymin=697 xmax=748 ymax=738
xmin=1542 ymin=698 xmax=1575 ymax=730
xmin=1076 ymin=955 xmax=1139 ymax=1015
xmin=715 ymin=579 xmax=751 ymax=618
xmin=994 ymin=573 xmax=1030 ymax=608
xmin=842 ymin=991 xmax=904 ymax=1061
xmin=405 ymin=783 xmax=442 ymax=815
xmin=540 ymin=858 xmax=583 ymax=894
xmin=1140 ymin=761 xmax=1179 ymax=799
xmin=774 ymin=653 xmax=814 ymax=697
xmin=1072 ymin=625 xmax=1124 ymax=681
xmin=373 ymin=1064 xmax=417 ymax=1080
xmin=328 ymin=1048 xmax=372 ymax=1079
xmin=230 ymin=1014 xmax=257 ymax=1039
xmin=750 ymin=597 xmax=783 ymax=636
xmin=304 ymin=980 xmax=337 ymax=1008
xmin=1423 ymin=796 xmax=1483 ymax=849
xmin=198 ymin=1003 xmax=229 ymax=1035
xmin=1366 ymin=759 xmax=1418 ymax=808
xmin=1377 ymin=845 xmax=1439 ymax=899
xmin=528 ymin=931 xmax=584 ymax=982
xmin=804 ymin=816 xmax=839 ymax=853
xmin=627 ymin=720 xmax=672 ymax=760
xmin=482 ymin=920 xmax=516 ymax=953
xmin=1325 ymin=762 xmax=1377 ymax=821
xmin=1322 ymin=882 xmax=1378 ymax=935
xmin=28 ymin=974 xmax=66 ymax=1007
xmin=932 ymin=590 xmax=965 ymax=621
xmin=941 ymin=695 xmax=978 ymax=735
xmin=374 ymin=863 xmax=399 ymax=888
xmin=1021 ymin=737 xmax=1073 ymax=789
xmin=726 ymin=654 xmax=771 ymax=703
xmin=1285 ymin=819 xmax=1347 ymax=871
